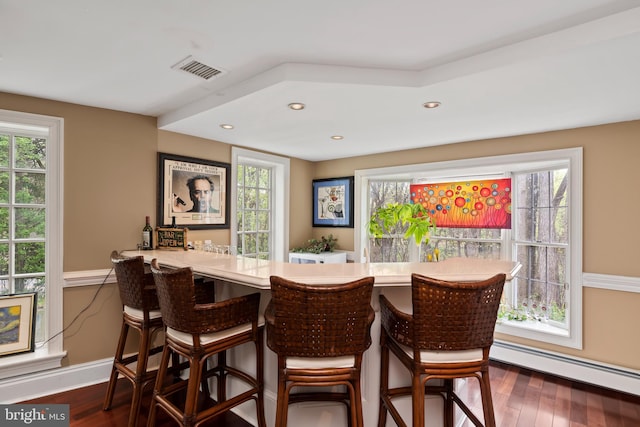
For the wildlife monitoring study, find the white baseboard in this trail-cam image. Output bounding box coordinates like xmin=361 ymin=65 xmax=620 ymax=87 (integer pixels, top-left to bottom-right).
xmin=491 ymin=341 xmax=640 ymax=396
xmin=0 ymin=358 xmax=113 ymax=403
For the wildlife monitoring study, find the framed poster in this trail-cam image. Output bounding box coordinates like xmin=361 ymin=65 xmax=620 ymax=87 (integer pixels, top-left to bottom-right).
xmin=158 ymin=153 xmax=230 ymax=229
xmin=0 ymin=293 xmax=37 ymax=358
xmin=312 ymin=176 xmax=354 ymax=228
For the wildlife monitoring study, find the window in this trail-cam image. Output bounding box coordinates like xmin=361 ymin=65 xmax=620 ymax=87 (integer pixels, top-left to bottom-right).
xmin=231 ymin=148 xmax=290 ymax=262
xmin=367 ymin=180 xmax=411 ymax=262
xmin=357 ymin=148 xmax=582 ymax=348
xmin=236 ymin=164 xmax=272 ymax=259
xmin=0 ymin=110 xmax=64 ymax=377
xmin=429 ymin=227 xmax=504 ymax=260
xmin=0 ymin=132 xmax=46 ymax=342
xmin=511 ymin=168 xmax=569 ymax=327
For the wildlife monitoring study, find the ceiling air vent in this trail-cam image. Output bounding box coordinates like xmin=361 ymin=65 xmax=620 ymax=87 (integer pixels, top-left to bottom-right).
xmin=171 ymin=56 xmax=225 ymax=80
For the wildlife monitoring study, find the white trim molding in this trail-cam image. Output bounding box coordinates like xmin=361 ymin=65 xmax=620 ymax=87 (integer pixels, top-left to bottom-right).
xmin=64 ymin=269 xmax=115 ymax=288
xmin=491 ymin=341 xmax=640 ymax=396
xmin=0 ymin=357 xmax=112 ymax=403
xmin=0 ymin=348 xmax=67 ymax=384
xmin=583 ymin=272 xmax=640 ymax=293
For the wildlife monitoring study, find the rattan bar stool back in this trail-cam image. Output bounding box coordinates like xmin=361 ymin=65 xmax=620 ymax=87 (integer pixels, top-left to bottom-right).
xmin=103 ymin=250 xmax=165 ymax=427
xmin=266 ymin=275 xmax=375 ymax=427
xmin=378 ymin=273 xmax=506 ymax=427
xmin=148 ymin=259 xmax=266 ymax=427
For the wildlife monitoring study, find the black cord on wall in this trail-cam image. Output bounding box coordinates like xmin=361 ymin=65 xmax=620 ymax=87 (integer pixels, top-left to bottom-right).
xmin=36 ymin=267 xmax=115 ymax=348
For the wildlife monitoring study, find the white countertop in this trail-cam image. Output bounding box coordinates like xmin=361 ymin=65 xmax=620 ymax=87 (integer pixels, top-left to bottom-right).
xmin=122 ymin=249 xmax=521 ymax=289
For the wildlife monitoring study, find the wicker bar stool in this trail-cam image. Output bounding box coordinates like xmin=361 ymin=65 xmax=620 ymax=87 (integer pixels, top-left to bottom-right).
xmin=378 ymin=273 xmax=506 ymax=427
xmin=103 ymin=250 xmax=165 ymax=427
xmin=148 ymin=259 xmax=266 ymax=427
xmin=266 ymin=275 xmax=375 ymax=427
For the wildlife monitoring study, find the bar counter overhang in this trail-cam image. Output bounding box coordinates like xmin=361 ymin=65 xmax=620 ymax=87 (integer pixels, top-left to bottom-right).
xmin=122 ymin=249 xmax=520 ymax=427
xmin=122 ymin=249 xmax=521 ymax=289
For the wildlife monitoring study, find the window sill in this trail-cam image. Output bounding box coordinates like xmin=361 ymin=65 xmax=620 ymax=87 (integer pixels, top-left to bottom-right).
xmin=495 ymin=316 xmax=580 ymax=349
xmin=497 ymin=317 xmax=566 ymax=333
xmin=0 ymin=346 xmax=67 ymax=380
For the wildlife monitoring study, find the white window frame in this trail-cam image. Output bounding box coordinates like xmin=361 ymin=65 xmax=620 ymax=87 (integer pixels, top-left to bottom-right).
xmin=231 ymin=147 xmax=290 ymax=261
xmin=0 ymin=109 xmax=65 ymax=378
xmin=355 ymin=148 xmax=583 ymax=349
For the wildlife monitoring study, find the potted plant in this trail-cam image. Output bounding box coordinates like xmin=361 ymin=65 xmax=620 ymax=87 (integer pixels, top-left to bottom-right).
xmin=367 ymin=202 xmax=436 ymax=246
xmin=291 ymin=234 xmax=339 ymax=254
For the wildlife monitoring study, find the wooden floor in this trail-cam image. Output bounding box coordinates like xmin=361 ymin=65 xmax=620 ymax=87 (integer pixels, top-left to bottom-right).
xmin=459 ymin=361 xmax=640 ymax=427
xmin=21 ymin=375 xmax=251 ymax=427
xmin=22 ymin=361 xmax=639 ymax=426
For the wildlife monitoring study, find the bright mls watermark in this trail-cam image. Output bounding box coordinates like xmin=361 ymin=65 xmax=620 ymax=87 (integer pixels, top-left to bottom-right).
xmin=0 ymin=405 xmax=69 ymax=426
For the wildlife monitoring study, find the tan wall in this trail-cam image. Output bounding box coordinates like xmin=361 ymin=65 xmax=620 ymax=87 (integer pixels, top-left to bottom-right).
xmin=2 ymin=91 xmax=639 ymax=371
xmin=288 ymin=157 xmax=317 ymax=249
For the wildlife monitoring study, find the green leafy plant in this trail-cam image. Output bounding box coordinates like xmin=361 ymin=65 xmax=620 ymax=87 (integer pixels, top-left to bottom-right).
xmin=368 ymin=202 xmax=436 ymax=246
xmin=497 ymin=306 xmax=530 ymax=322
xmin=291 ymin=234 xmax=338 ymax=254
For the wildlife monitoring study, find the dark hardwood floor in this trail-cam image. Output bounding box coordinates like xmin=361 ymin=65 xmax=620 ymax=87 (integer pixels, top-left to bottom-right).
xmin=22 ymin=361 xmax=640 ymax=426
xmin=21 ymin=375 xmax=252 ymax=427
xmin=459 ymin=361 xmax=640 ymax=427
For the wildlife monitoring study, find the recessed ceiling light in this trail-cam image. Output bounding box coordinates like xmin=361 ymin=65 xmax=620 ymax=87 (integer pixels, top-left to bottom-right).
xmin=330 ymin=135 xmax=344 ymax=140
xmin=423 ymin=101 xmax=441 ymax=109
xmin=288 ymin=102 xmax=305 ymax=110
xmin=220 ymin=124 xmax=234 ymax=129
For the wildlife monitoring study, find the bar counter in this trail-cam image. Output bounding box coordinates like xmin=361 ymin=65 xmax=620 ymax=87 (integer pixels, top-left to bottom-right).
xmin=122 ymin=249 xmax=520 ymax=427
xmin=121 ymin=249 xmax=521 ymax=287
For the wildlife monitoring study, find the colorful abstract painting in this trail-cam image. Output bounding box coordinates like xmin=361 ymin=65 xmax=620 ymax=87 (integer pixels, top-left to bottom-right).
xmin=410 ymin=178 xmax=511 ymax=229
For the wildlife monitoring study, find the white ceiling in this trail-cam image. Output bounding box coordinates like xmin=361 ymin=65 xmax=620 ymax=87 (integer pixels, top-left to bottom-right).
xmin=3 ymin=1 xmax=640 ymax=161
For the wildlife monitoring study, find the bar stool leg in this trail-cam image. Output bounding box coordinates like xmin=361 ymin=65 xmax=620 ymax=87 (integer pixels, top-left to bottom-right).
xmin=480 ymin=372 xmax=496 ymax=427
xmin=352 ymin=380 xmax=365 ymax=427
xmin=147 ymin=344 xmax=172 ymax=427
xmin=443 ymin=379 xmax=454 ymax=427
xmin=126 ymin=324 xmax=152 ymax=427
xmin=412 ymin=373 xmax=425 ymax=427
xmin=103 ymin=321 xmax=129 ymax=411
xmin=255 ymin=329 xmax=267 ymax=427
xmin=216 ymin=350 xmax=227 ymax=401
xmin=274 ymin=378 xmax=290 ymax=427
xmin=377 ymin=330 xmax=389 ymax=427
xmin=183 ymin=354 xmax=204 ymax=426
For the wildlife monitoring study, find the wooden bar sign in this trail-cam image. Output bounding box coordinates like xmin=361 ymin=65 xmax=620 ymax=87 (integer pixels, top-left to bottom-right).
xmin=155 ymin=227 xmax=188 ymax=251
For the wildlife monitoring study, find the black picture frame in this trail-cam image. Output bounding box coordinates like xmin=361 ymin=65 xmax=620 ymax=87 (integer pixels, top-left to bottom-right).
xmin=312 ymin=176 xmax=354 ymax=228
xmin=158 ymin=153 xmax=230 ymax=229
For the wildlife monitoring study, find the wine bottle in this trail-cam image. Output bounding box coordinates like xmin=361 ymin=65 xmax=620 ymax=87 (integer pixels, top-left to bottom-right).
xmin=142 ymin=216 xmax=153 ymax=250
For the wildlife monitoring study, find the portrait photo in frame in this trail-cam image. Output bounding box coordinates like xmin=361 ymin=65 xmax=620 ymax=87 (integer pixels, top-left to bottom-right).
xmin=312 ymin=176 xmax=354 ymax=228
xmin=158 ymin=153 xmax=231 ymax=229
xmin=0 ymin=293 xmax=37 ymax=358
